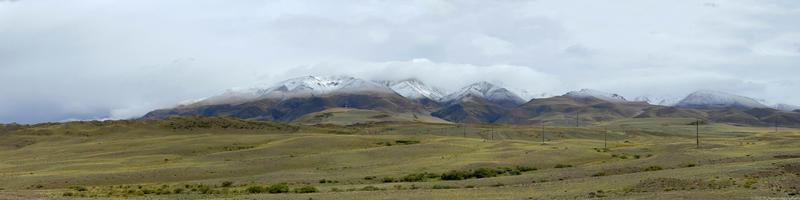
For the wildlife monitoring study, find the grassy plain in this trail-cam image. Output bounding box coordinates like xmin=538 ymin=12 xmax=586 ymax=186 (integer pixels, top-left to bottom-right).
xmin=0 ymin=117 xmax=798 ymax=199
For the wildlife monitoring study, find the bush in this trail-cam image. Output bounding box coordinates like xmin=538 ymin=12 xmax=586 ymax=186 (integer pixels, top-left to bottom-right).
xmin=554 ymin=164 xmax=573 ymax=168
xmin=246 ymin=186 xmax=267 ymax=194
xmin=173 ymin=188 xmax=184 ymax=194
xmin=441 ymin=170 xmax=471 ymax=180
xmin=432 ymin=185 xmax=458 ymax=189
xmin=70 ymin=186 xmax=88 ymax=192
xmin=381 ymin=177 xmax=395 ymax=183
xmin=268 ymin=183 xmax=289 ymax=194
xmin=592 ymin=172 xmax=607 ymax=177
xmin=221 ymin=181 xmax=234 ymax=187
xmin=395 ymin=140 xmax=420 ymax=145
xmin=293 ymin=185 xmax=318 ymax=193
xmin=62 ymin=192 xmax=74 ymax=196
xmin=644 ymin=166 xmax=663 ymax=171
xmin=360 ymin=186 xmax=383 ymax=191
xmin=515 ymin=166 xmax=538 ymax=172
xmin=472 ymin=168 xmax=501 ymax=178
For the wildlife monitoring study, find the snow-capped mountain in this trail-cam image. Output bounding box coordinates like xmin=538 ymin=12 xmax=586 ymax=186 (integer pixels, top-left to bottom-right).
xmin=633 ymin=95 xmax=680 ymax=106
xmin=256 ymin=76 xmax=393 ymax=99
xmin=182 ymin=76 xmax=394 ymax=107
xmin=441 ymin=81 xmax=525 ymax=106
xmin=564 ymin=89 xmax=627 ymax=102
xmin=675 ymin=90 xmax=768 ymax=109
xmin=377 ymin=78 xmax=445 ymax=101
xmin=775 ymin=104 xmax=800 ymax=112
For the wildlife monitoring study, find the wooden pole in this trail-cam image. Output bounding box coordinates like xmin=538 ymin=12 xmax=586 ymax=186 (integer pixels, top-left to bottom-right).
xmin=696 ymin=119 xmax=700 ymax=149
xmin=491 ymin=126 xmax=494 ymax=140
xmin=604 ymin=126 xmax=608 ymax=149
xmin=541 ymin=124 xmax=545 ymax=144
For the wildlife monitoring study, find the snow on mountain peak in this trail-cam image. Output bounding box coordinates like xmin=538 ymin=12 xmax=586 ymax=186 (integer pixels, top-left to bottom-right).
xmin=564 ymin=89 xmax=627 ymax=102
xmin=380 ymin=78 xmax=445 ymax=101
xmin=257 ymin=75 xmax=393 ymax=99
xmin=633 ymin=95 xmax=679 ymax=106
xmin=675 ymin=90 xmax=768 ymax=109
xmin=442 ymin=81 xmax=525 ymax=104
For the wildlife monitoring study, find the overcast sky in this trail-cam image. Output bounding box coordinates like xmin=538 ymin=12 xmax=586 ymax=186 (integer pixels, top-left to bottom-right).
xmin=1 ymin=0 xmax=799 ymax=123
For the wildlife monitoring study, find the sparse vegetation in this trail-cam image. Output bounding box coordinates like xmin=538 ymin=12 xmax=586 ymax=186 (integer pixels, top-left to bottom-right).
xmin=554 ymin=164 xmax=573 ymax=168
xmin=2 ymin=118 xmax=799 ymax=199
xmin=293 ymin=185 xmax=318 ymax=193
xmin=268 ymin=183 xmax=290 ymax=194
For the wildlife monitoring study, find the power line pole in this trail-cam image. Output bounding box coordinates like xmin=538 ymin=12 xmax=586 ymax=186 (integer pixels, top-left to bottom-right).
xmin=490 ymin=126 xmax=494 ymax=140
xmin=775 ymin=117 xmax=778 ymax=133
xmin=576 ymin=111 xmax=580 ymax=128
xmin=541 ymin=124 xmax=545 ymax=144
xmin=696 ymin=119 xmax=700 ymax=149
xmin=604 ymin=126 xmax=608 ymax=149
xmin=463 ymin=125 xmax=466 ymax=138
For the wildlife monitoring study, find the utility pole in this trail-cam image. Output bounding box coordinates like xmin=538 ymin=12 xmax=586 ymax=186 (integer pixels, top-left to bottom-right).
xmin=541 ymin=124 xmax=545 ymax=144
xmin=463 ymin=125 xmax=466 ymax=138
xmin=696 ymin=119 xmax=700 ymax=149
xmin=491 ymin=126 xmax=494 ymax=140
xmin=775 ymin=118 xmax=778 ymax=133
xmin=576 ymin=111 xmax=580 ymax=128
xmin=604 ymin=126 xmax=608 ymax=149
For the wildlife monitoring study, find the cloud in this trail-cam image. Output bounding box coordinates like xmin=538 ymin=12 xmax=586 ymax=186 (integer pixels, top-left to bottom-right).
xmin=0 ymin=0 xmax=799 ymax=123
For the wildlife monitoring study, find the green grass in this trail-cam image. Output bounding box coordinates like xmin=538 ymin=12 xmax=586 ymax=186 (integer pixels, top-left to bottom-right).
xmin=0 ymin=116 xmax=799 ymax=199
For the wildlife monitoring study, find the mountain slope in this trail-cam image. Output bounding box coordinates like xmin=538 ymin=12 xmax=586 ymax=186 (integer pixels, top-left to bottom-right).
xmin=378 ymin=78 xmax=445 ymax=101
xmin=564 ymin=89 xmax=627 ymax=102
xmin=441 ymin=81 xmax=525 ymax=107
xmin=675 ymin=90 xmax=768 ymax=109
xmin=497 ymin=95 xmax=655 ymax=125
xmin=143 ymin=76 xmax=427 ymax=121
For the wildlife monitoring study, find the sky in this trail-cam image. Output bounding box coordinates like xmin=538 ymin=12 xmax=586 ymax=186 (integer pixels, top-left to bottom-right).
xmin=1 ymin=0 xmax=799 ymax=123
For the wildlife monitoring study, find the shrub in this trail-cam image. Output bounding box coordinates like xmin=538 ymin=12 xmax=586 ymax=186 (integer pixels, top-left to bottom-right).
xmin=395 ymin=140 xmax=420 ymax=145
xmin=381 ymin=177 xmax=395 ymax=183
xmin=554 ymin=164 xmax=573 ymax=168
xmin=472 ymin=168 xmax=501 ymax=178
xmin=360 ymin=186 xmax=383 ymax=191
xmin=364 ymin=176 xmax=377 ymax=180
xmin=70 ymin=186 xmax=88 ymax=192
xmin=644 ymin=166 xmax=663 ymax=171
xmin=441 ymin=170 xmax=470 ymax=180
xmin=432 ymin=185 xmax=458 ymax=189
xmin=62 ymin=192 xmax=74 ymax=196
xmin=515 ymin=166 xmax=538 ymax=172
xmin=592 ymin=172 xmax=607 ymax=177
xmin=221 ymin=181 xmax=234 ymax=187
xmin=246 ymin=186 xmax=266 ymax=194
xmin=293 ymin=185 xmax=318 ymax=193
xmin=268 ymin=183 xmax=289 ymax=194
xmin=173 ymin=188 xmax=184 ymax=194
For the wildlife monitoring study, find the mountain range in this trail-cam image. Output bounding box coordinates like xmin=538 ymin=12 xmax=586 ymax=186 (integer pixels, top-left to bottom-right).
xmin=143 ymin=76 xmax=800 ymax=127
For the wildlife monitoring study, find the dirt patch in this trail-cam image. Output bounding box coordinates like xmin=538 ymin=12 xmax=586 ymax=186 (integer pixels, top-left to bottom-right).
xmin=627 ymin=178 xmax=734 ymax=192
xmin=781 ymin=163 xmax=800 ymax=174
xmin=774 ymin=155 xmax=800 ymax=159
